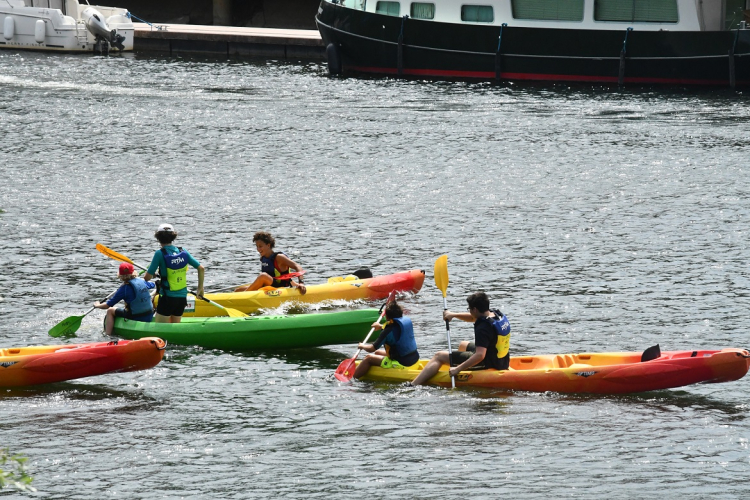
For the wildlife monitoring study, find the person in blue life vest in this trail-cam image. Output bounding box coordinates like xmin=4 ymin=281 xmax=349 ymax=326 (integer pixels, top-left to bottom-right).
xmin=235 ymin=231 xmax=306 ymax=294
xmin=143 ymin=223 xmax=205 ymax=324
xmin=94 ymin=262 xmax=156 ymax=335
xmin=410 ymin=291 xmax=511 ymax=386
xmin=352 ymin=300 xmax=420 ymax=379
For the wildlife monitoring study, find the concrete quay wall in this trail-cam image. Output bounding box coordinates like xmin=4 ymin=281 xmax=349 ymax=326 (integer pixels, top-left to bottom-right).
xmin=134 ymin=23 xmax=325 ymax=59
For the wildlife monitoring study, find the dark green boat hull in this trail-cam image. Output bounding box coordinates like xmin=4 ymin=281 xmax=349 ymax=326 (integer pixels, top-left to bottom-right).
xmin=113 ymin=309 xmax=380 ymax=350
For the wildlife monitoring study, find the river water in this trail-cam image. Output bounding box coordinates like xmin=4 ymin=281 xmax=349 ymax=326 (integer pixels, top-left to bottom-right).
xmin=1 ymin=51 xmax=749 ymax=498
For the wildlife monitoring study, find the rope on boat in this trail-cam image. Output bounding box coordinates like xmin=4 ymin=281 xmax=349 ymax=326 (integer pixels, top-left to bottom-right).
xmin=729 ymin=29 xmax=740 ymax=88
xmin=495 ymin=23 xmax=507 ymax=82
xmin=618 ymin=27 xmax=633 ymax=86
xmin=397 ymin=15 xmax=408 ymax=76
xmin=126 ymin=12 xmax=167 ymax=31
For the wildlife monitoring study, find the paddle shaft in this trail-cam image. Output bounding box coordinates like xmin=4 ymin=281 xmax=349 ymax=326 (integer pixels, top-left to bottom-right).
xmin=348 ymin=307 xmax=389 ymax=362
xmin=443 ymin=296 xmax=455 ymax=388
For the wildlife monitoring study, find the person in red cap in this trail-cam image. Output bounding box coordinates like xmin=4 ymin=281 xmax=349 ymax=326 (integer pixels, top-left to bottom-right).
xmin=94 ymin=262 xmax=156 ymax=334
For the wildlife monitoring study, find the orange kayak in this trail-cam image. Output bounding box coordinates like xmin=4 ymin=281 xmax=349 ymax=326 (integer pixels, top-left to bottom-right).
xmin=180 ymin=268 xmax=425 ymax=317
xmin=359 ymin=348 xmax=750 ymax=394
xmin=0 ymin=337 xmax=167 ymax=387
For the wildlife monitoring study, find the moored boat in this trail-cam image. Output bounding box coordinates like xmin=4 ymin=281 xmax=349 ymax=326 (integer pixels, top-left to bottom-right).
xmin=113 ymin=308 xmax=381 ymax=350
xmin=0 ymin=337 xmax=166 ymax=387
xmin=175 ymin=268 xmax=425 ymax=317
xmin=358 ymin=347 xmax=750 ymax=393
xmin=316 ymin=0 xmax=750 ymax=86
xmin=0 ymin=0 xmax=133 ymax=53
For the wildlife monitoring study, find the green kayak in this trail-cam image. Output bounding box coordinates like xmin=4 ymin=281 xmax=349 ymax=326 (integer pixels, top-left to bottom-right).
xmin=112 ymin=308 xmax=380 ymax=350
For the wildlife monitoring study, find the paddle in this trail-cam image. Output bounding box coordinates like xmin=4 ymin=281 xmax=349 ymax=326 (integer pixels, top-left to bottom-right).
xmin=96 ymin=243 xmax=248 ymax=318
xmin=48 ymin=290 xmax=117 ymax=338
xmin=188 ymin=289 xmax=248 ymax=318
xmin=434 ymin=254 xmax=455 ymax=388
xmin=334 ymin=290 xmax=396 ymax=382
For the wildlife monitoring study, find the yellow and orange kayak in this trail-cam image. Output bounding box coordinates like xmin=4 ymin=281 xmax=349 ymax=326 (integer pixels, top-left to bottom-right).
xmin=0 ymin=337 xmax=166 ymax=387
xmin=179 ymin=268 xmax=425 ymax=317
xmin=359 ymin=348 xmax=750 ymax=394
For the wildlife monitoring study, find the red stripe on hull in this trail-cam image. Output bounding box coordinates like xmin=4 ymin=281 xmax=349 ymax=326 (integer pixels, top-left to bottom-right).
xmin=346 ymin=65 xmax=740 ymax=86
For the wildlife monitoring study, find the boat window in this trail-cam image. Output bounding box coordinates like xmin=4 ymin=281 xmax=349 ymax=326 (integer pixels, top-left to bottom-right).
xmin=725 ymin=0 xmax=746 ymax=29
xmin=511 ymin=0 xmax=584 ymax=21
xmin=376 ymin=1 xmax=401 ymax=16
xmin=411 ymin=2 xmax=435 ymax=19
xmin=461 ymin=5 xmax=494 ymax=22
xmin=594 ymin=0 xmax=678 ymax=23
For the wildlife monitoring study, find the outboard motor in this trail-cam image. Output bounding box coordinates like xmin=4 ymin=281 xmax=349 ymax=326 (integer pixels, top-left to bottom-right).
xmin=81 ymin=6 xmax=125 ymax=54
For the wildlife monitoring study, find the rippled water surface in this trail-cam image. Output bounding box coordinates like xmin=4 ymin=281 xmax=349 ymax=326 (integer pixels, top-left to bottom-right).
xmin=1 ymin=51 xmax=750 ymax=498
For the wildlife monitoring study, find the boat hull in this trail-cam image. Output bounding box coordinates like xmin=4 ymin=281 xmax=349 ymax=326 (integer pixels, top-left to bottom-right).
xmin=113 ymin=309 xmax=381 ymax=350
xmin=176 ymin=269 xmax=425 ymax=317
xmin=359 ymin=348 xmax=750 ymax=394
xmin=0 ymin=337 xmax=166 ymax=387
xmin=316 ymin=2 xmax=750 ymax=86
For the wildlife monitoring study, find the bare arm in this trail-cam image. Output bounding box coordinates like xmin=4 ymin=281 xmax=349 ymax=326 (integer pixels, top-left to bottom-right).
xmin=196 ymin=264 xmax=205 ymax=297
xmin=443 ymin=310 xmax=474 ymax=323
xmin=449 ymin=346 xmax=486 ymax=377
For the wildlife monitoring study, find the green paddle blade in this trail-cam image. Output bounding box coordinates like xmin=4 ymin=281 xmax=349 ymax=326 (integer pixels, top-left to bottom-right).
xmin=434 ymin=254 xmax=449 ymax=298
xmin=48 ymin=315 xmax=83 ymax=338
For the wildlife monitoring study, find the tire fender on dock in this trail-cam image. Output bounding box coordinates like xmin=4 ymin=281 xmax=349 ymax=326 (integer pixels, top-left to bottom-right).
xmin=326 ymin=43 xmax=342 ymax=76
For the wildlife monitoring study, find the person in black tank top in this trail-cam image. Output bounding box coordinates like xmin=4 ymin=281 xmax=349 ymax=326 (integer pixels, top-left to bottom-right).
xmin=235 ymin=231 xmax=307 ymax=294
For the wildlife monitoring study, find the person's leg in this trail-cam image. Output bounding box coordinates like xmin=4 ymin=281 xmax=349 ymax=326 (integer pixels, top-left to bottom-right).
xmin=154 ymin=313 xmax=171 ymax=323
xmin=104 ymin=307 xmax=118 ymax=335
xmin=411 ymin=351 xmax=449 ymax=386
xmin=240 ymin=273 xmax=274 ymax=292
xmin=458 ymin=341 xmax=471 ymax=352
xmin=353 ymin=354 xmax=385 ymax=379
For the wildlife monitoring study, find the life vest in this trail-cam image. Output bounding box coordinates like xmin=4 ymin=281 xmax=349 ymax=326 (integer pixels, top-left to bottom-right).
xmin=260 ymin=252 xmax=291 ymax=287
xmin=384 ymin=317 xmax=418 ymax=360
xmin=127 ymin=278 xmax=154 ymax=316
xmin=491 ymin=311 xmax=511 ymax=359
xmin=161 ymin=247 xmax=189 ymax=293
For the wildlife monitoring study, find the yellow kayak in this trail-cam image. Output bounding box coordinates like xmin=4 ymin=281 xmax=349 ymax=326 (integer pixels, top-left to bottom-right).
xmin=170 ymin=269 xmax=425 ymax=317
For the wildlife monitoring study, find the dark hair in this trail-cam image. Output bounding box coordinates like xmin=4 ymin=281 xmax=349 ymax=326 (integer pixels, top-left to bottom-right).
xmin=155 ymin=230 xmax=177 ymax=244
xmin=384 ymin=301 xmax=403 ymax=320
xmin=466 ymin=292 xmax=490 ymax=313
xmin=253 ymin=231 xmax=275 ymax=249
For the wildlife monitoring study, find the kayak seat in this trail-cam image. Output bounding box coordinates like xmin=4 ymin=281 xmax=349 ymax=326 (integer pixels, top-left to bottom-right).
xmin=554 ymin=355 xmax=577 ymax=368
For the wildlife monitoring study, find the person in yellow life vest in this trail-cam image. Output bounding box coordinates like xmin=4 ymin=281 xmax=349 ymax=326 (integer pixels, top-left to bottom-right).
xmin=143 ymin=223 xmax=204 ymax=324
xmin=235 ymin=231 xmax=306 ymax=294
xmin=410 ymin=291 xmax=510 ymax=386
xmin=352 ymin=301 xmax=420 ymax=379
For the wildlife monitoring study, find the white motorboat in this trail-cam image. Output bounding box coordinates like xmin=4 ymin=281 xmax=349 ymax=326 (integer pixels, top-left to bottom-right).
xmin=0 ymin=0 xmax=133 ymax=53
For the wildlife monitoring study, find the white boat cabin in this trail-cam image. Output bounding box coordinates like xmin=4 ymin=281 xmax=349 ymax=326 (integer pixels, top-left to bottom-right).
xmin=0 ymin=0 xmax=132 ymax=51
xmin=332 ymin=0 xmax=750 ymax=31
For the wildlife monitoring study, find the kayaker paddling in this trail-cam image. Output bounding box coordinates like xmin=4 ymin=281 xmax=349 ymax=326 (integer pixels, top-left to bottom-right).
xmin=352 ymin=301 xmax=420 ymax=379
xmin=143 ymin=223 xmax=205 ymax=324
xmin=94 ymin=262 xmax=156 ymax=335
xmin=235 ymin=231 xmax=306 ymax=294
xmin=410 ymin=292 xmax=510 ymax=386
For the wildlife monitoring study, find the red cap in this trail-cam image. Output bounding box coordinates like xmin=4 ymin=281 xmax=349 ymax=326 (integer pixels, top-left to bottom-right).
xmin=118 ymin=262 xmax=135 ymax=276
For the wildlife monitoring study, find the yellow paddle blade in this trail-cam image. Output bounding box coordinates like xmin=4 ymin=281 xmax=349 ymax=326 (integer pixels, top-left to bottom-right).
xmin=225 ymin=307 xmax=248 ymax=318
xmin=434 ymin=254 xmax=449 ymax=298
xmin=96 ymin=243 xmax=135 ymax=265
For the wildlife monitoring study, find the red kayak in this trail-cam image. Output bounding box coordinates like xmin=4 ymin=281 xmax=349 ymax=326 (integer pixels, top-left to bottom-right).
xmin=0 ymin=337 xmax=167 ymax=387
xmin=359 ymin=347 xmax=750 ymax=394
